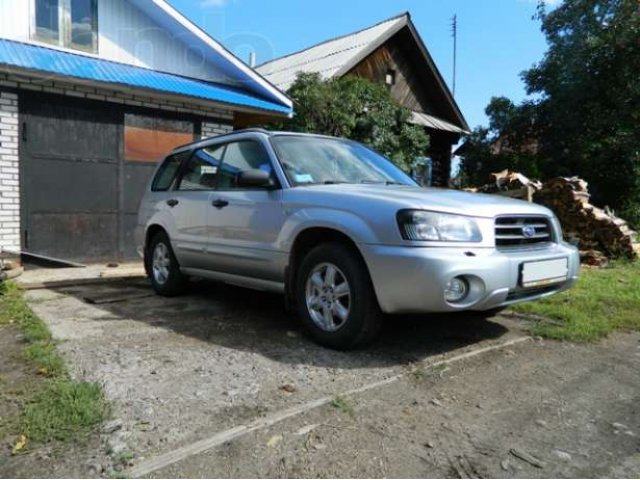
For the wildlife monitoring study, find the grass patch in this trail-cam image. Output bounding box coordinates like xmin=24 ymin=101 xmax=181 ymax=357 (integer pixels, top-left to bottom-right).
xmin=0 ymin=281 xmax=108 ymax=448
xmin=330 ymin=396 xmax=355 ymax=417
xmin=22 ymin=381 xmax=107 ymax=443
xmin=512 ymin=261 xmax=640 ymax=342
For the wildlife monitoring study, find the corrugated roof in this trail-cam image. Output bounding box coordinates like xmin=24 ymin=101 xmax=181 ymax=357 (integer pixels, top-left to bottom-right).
xmin=410 ymin=111 xmax=469 ymax=134
xmin=256 ymin=14 xmax=407 ymax=91
xmin=0 ymin=38 xmax=292 ymax=115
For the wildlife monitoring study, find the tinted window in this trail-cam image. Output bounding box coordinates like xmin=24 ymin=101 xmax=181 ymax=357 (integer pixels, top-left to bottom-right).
xmin=152 ymin=153 xmax=186 ymax=191
xmin=178 ymin=145 xmax=225 ymax=191
xmin=218 ymin=141 xmax=273 ymax=189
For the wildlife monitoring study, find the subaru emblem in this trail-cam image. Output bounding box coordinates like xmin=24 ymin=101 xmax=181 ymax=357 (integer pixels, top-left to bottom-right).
xmin=522 ymin=226 xmax=536 ymax=238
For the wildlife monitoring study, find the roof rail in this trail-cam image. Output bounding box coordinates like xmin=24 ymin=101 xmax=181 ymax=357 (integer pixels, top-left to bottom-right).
xmin=173 ymin=127 xmax=274 ymax=152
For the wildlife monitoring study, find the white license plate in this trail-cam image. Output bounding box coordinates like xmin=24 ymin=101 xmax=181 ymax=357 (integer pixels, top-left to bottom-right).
xmin=521 ymin=258 xmax=569 ymax=288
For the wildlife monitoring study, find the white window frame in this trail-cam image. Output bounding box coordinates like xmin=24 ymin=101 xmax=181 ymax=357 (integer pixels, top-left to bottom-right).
xmin=30 ymin=0 xmax=99 ymax=54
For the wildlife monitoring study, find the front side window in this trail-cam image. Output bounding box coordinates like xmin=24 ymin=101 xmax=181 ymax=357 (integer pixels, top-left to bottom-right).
xmin=33 ymin=0 xmax=98 ymax=53
xmin=218 ymin=141 xmax=274 ymax=190
xmin=177 ymin=146 xmax=225 ymax=191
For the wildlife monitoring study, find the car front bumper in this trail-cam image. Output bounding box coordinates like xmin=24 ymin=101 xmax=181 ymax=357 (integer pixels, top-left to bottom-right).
xmin=359 ymin=242 xmax=580 ymax=314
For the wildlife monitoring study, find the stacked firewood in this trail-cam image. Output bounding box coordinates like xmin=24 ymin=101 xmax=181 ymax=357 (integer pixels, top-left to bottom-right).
xmin=533 ymin=177 xmax=638 ymax=261
xmin=466 ymin=171 xmax=639 ymax=263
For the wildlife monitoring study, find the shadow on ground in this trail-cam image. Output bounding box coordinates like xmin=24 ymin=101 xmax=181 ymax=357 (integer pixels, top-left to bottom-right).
xmin=53 ymin=277 xmax=511 ymax=370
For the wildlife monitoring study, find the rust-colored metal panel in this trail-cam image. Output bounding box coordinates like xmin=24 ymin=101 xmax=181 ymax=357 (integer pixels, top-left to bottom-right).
xmin=124 ymin=114 xmax=194 ymax=163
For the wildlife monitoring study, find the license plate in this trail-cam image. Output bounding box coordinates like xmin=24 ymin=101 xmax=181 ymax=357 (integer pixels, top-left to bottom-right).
xmin=521 ymin=258 xmax=569 ymax=288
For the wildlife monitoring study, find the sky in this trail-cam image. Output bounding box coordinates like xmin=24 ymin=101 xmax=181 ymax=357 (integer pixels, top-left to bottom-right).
xmin=168 ymin=0 xmax=557 ymax=130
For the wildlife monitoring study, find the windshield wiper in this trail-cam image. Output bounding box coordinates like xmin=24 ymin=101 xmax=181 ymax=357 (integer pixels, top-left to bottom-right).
xmin=360 ymin=180 xmax=405 ymax=186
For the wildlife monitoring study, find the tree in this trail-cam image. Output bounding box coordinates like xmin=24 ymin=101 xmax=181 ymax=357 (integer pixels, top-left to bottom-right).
xmin=277 ymin=73 xmax=429 ymax=172
xmin=526 ymin=0 xmax=640 ymax=218
xmin=462 ymin=0 xmax=640 ymax=224
xmin=460 ymin=97 xmax=542 ymax=186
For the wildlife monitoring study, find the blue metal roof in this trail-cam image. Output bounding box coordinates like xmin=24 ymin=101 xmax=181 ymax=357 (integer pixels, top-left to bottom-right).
xmin=0 ymin=38 xmax=292 ymax=115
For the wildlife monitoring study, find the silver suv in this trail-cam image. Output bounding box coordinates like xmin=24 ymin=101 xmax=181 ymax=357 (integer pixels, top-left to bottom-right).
xmin=135 ymin=129 xmax=579 ymax=349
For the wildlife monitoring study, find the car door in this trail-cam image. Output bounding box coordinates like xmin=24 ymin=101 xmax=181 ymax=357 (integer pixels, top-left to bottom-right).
xmin=207 ymin=139 xmax=286 ymax=281
xmin=169 ymin=145 xmax=225 ymax=269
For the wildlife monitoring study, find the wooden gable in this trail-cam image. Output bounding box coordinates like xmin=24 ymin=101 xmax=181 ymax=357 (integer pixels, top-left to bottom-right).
xmin=347 ymin=26 xmax=462 ymax=129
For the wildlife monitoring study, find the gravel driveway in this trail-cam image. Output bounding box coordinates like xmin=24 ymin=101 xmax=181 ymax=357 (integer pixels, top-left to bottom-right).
xmin=21 ymin=277 xmax=640 ymax=478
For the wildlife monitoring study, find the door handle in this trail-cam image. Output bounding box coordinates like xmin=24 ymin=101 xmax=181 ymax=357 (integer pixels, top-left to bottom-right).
xmin=212 ymin=198 xmax=229 ymax=209
xmin=166 ymin=199 xmax=179 ymax=207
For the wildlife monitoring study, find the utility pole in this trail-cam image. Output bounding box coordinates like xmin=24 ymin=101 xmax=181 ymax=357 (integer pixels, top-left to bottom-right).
xmin=451 ymin=14 xmax=458 ymax=97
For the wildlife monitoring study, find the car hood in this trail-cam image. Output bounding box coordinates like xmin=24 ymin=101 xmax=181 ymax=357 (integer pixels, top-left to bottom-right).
xmin=286 ymin=184 xmax=553 ymax=218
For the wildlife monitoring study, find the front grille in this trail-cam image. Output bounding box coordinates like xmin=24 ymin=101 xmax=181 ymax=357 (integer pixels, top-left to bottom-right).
xmin=495 ymin=216 xmax=553 ymax=247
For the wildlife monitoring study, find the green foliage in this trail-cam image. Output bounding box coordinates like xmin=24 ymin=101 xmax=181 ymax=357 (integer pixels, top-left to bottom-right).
xmin=513 ymin=261 xmax=640 ymax=342
xmin=277 ymin=73 xmax=429 ymax=171
xmin=461 ymin=0 xmax=640 ymax=220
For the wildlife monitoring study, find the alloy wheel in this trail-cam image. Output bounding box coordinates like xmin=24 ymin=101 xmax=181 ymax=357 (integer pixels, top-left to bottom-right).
xmin=152 ymin=242 xmax=171 ymax=285
xmin=305 ymin=262 xmax=351 ymax=332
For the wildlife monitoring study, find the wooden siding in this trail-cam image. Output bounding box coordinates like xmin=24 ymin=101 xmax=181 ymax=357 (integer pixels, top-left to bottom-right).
xmin=99 ymin=0 xmax=228 ymax=82
xmin=0 ymin=0 xmax=30 ymax=42
xmin=347 ymin=28 xmax=460 ymax=127
xmin=0 ymin=0 xmax=229 ymax=84
xmin=349 ymin=40 xmax=434 ymax=115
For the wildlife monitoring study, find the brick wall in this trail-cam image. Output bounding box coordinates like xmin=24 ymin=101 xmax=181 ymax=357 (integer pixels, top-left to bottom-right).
xmin=201 ymin=121 xmax=233 ymax=139
xmin=0 ymin=90 xmax=20 ymax=253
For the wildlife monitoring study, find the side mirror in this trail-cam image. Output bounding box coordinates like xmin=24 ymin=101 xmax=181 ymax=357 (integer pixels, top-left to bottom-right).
xmin=237 ymin=169 xmax=274 ymax=188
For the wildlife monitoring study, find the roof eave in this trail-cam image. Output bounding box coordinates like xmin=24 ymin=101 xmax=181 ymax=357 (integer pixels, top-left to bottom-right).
xmin=1 ymin=65 xmax=292 ymax=118
xmin=404 ymin=17 xmax=470 ymax=132
xmin=132 ymin=0 xmax=293 ymax=110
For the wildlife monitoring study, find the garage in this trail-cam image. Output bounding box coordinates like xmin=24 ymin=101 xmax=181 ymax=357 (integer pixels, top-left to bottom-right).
xmin=19 ymin=92 xmax=201 ymax=263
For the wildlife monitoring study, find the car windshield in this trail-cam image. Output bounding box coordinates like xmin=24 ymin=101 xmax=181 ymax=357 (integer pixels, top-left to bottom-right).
xmin=270 ymin=135 xmax=417 ymax=187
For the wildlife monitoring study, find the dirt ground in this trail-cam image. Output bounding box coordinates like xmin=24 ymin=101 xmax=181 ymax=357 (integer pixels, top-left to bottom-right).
xmin=3 ymin=277 xmax=639 ymax=478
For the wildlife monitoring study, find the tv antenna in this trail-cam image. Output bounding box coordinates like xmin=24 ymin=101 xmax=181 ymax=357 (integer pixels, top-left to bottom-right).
xmin=451 ymin=14 xmax=458 ymax=97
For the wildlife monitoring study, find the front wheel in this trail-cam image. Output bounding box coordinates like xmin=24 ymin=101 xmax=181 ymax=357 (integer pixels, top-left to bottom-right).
xmin=146 ymin=231 xmax=187 ymax=296
xmin=296 ymin=243 xmax=383 ymax=350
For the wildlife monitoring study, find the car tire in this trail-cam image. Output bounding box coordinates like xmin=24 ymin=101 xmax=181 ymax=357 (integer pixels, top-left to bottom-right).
xmin=296 ymin=243 xmax=383 ymax=350
xmin=146 ymin=231 xmax=187 ymax=297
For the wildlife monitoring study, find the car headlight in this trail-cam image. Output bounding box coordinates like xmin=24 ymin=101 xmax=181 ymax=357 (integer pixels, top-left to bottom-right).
xmin=397 ymin=210 xmax=482 ymax=242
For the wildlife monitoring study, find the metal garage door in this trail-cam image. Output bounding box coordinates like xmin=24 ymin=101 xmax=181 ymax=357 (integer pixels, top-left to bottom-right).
xmin=20 ymin=93 xmax=122 ymax=263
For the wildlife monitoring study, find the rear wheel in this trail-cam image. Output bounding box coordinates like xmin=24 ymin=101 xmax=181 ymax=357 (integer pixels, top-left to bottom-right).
xmin=146 ymin=231 xmax=187 ymax=296
xmin=296 ymin=243 xmax=383 ymax=350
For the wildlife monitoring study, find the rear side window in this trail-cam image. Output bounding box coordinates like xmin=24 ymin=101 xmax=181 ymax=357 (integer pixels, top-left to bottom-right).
xmin=152 ymin=152 xmax=189 ymax=191
xmin=177 ymin=144 xmax=226 ymax=191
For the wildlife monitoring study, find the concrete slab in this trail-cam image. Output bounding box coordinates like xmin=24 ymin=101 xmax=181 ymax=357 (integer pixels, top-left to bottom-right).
xmin=17 ymin=262 xmax=145 ymax=290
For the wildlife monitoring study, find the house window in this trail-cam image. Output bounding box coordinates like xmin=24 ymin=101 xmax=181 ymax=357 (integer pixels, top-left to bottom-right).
xmin=385 ymin=69 xmax=397 ymax=86
xmin=32 ymin=0 xmax=98 ymax=53
xmin=124 ymin=114 xmax=195 ymax=163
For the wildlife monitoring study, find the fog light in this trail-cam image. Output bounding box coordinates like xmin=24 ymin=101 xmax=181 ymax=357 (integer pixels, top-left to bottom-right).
xmin=445 ymin=277 xmax=468 ymax=303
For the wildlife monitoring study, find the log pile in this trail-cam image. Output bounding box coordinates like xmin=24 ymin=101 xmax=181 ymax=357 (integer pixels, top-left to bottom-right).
xmin=467 ymin=170 xmax=639 ymax=263
xmin=533 ymin=177 xmax=638 ymax=261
